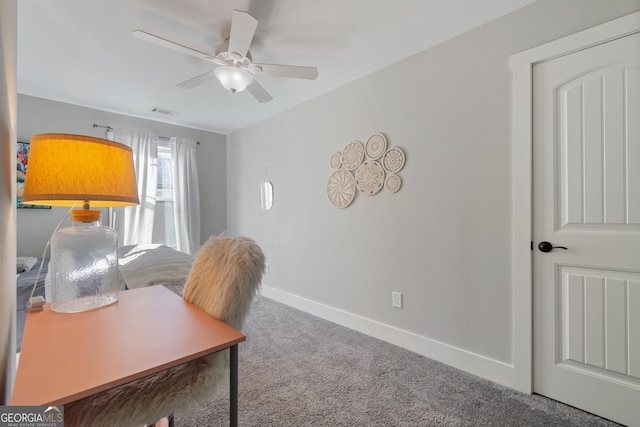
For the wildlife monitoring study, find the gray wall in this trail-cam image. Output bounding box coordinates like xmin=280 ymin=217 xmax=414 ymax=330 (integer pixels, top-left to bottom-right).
xmin=16 ymin=95 xmax=227 ymax=256
xmin=1 ymin=0 xmax=17 ymax=404
xmin=227 ymin=0 xmax=640 ymax=383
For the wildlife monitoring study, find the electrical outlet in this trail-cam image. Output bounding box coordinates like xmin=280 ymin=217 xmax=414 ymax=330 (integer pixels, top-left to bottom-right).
xmin=392 ymin=292 xmax=403 ymax=309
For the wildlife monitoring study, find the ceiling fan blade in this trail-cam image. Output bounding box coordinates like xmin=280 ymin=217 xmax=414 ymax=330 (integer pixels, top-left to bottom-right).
xmin=254 ymin=63 xmax=319 ymax=80
xmin=246 ymin=80 xmax=273 ymax=103
xmin=227 ymin=10 xmax=258 ymax=59
xmin=132 ymin=30 xmax=216 ymax=63
xmin=177 ymin=69 xmax=218 ymax=89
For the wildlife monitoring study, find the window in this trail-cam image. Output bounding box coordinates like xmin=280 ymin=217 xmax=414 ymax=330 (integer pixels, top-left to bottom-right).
xmin=152 ymin=142 xmax=176 ymax=247
xmin=156 ymin=144 xmax=173 ymax=201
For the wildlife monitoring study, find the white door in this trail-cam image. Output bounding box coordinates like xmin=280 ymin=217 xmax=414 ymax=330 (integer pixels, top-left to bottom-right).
xmin=533 ymin=32 xmax=640 ymax=426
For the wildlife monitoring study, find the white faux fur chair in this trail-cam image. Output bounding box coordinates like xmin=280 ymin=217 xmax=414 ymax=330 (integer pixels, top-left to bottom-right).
xmin=64 ymin=235 xmax=265 ymax=427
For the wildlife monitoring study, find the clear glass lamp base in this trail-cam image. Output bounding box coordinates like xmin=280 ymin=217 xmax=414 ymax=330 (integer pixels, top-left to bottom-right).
xmin=50 ymin=211 xmax=120 ymax=314
xmin=51 ymin=293 xmax=118 ymax=313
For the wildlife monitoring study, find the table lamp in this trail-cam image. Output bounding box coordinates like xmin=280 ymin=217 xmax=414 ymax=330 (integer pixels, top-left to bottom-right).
xmin=21 ymin=134 xmax=139 ymax=313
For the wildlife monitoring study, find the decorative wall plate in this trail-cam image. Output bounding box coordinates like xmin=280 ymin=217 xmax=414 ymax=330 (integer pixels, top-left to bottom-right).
xmin=385 ymin=174 xmax=402 ymax=193
xmin=327 ymin=169 xmax=356 ymax=208
xmin=382 ymin=147 xmax=405 ymax=173
xmin=355 ymin=160 xmax=385 ymax=196
xmin=365 ymin=133 xmax=387 ymax=160
xmin=329 ymin=152 xmax=342 ymax=169
xmin=341 ymin=141 xmax=365 ymax=170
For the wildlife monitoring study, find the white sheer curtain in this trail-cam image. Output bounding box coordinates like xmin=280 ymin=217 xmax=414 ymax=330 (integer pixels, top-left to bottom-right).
xmin=108 ymin=129 xmax=158 ymax=246
xmin=170 ymin=137 xmax=200 ymax=254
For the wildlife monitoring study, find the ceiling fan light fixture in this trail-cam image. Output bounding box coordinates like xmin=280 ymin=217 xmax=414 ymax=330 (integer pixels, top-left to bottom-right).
xmin=214 ymin=66 xmax=253 ymax=93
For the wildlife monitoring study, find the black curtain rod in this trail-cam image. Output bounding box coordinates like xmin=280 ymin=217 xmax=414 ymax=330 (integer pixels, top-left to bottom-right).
xmin=92 ymin=123 xmax=113 ymax=131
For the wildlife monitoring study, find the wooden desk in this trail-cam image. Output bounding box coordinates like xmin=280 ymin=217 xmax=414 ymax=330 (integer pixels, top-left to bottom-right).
xmin=12 ymin=285 xmax=245 ymax=425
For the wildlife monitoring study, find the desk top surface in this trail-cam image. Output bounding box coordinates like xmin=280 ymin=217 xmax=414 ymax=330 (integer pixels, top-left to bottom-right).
xmin=12 ymin=285 xmax=245 ymax=406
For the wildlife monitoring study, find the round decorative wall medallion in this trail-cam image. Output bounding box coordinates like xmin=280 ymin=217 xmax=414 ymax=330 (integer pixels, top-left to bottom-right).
xmin=327 ymin=169 xmax=356 ymax=208
xmin=365 ymin=133 xmax=387 ymax=160
xmin=341 ymin=141 xmax=365 ymax=170
xmin=355 ymin=160 xmax=385 ymax=196
xmin=385 ymin=174 xmax=402 ymax=193
xmin=382 ymin=147 xmax=405 ymax=173
xmin=329 ymin=152 xmax=342 ymax=170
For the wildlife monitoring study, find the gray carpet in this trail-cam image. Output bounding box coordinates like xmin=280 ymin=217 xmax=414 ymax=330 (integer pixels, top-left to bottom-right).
xmin=174 ymin=295 xmax=619 ymax=426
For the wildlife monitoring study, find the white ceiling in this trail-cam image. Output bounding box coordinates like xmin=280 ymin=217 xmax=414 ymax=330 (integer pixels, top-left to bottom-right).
xmin=17 ymin=0 xmax=536 ymax=135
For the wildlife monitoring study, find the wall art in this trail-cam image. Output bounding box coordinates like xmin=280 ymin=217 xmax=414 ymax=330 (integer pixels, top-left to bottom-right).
xmin=341 ymin=141 xmax=365 ymax=170
xmin=327 ymin=132 xmax=405 ymax=208
xmin=327 ymin=169 xmax=356 ymax=208
xmin=16 ymin=142 xmax=51 ymax=209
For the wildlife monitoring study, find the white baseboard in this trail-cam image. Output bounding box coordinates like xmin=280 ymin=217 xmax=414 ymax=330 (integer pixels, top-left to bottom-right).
xmin=260 ymin=285 xmax=515 ymax=389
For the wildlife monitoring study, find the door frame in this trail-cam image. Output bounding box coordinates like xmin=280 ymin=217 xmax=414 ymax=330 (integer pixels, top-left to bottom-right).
xmin=509 ymin=11 xmax=640 ymax=394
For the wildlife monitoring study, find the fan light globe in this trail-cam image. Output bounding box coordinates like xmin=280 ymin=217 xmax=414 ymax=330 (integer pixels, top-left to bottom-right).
xmin=214 ymin=66 xmax=253 ymax=93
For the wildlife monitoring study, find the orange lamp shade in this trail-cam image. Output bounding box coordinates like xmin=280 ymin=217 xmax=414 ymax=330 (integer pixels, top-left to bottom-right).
xmin=21 ymin=134 xmax=139 ymax=207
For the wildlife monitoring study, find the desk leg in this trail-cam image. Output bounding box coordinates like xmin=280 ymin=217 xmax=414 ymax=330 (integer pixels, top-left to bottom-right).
xmin=230 ymin=344 xmax=238 ymax=427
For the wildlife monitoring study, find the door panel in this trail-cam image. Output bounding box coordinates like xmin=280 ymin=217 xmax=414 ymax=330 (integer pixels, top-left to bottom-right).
xmin=558 ymin=64 xmax=640 ymax=230
xmin=558 ymin=266 xmax=640 ymax=380
xmin=533 ymin=32 xmax=640 ymax=426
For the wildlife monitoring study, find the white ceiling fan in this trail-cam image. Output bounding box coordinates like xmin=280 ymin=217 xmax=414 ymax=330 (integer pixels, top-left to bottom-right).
xmin=132 ymin=9 xmax=319 ymax=103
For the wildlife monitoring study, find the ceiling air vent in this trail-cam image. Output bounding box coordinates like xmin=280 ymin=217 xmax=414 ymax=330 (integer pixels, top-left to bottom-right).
xmin=151 ymin=106 xmax=178 ymax=116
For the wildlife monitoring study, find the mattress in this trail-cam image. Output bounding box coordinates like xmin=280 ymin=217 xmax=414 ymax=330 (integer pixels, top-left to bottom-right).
xmin=16 ymin=258 xmax=48 ymax=352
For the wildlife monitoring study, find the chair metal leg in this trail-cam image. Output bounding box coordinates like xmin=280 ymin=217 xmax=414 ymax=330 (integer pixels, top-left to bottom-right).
xmin=230 ymin=344 xmax=238 ymax=427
